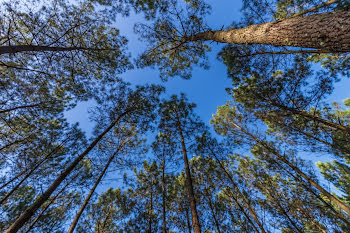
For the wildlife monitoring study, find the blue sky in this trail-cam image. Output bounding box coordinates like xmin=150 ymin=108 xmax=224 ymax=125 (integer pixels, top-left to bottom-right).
xmin=65 ymin=0 xmax=243 ymax=135
xmin=65 ymin=0 xmax=349 ymax=170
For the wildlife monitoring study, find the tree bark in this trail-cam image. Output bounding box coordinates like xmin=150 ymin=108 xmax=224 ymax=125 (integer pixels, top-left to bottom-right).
xmin=5 ymin=110 xmax=131 ymax=233
xmin=178 ymin=125 xmax=202 ymax=233
xmin=187 ymin=10 xmax=350 ymax=53
xmin=67 ymin=149 xmax=118 ymax=233
xmin=231 ymin=121 xmax=350 ymax=216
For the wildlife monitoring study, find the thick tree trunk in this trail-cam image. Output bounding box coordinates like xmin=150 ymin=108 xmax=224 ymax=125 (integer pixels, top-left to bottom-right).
xmin=5 ymin=110 xmax=130 ymax=233
xmin=188 ymin=10 xmax=350 ymax=52
xmin=232 ymin=121 xmax=350 ymax=216
xmin=178 ymin=126 xmax=202 ymax=233
xmin=67 ymin=149 xmax=118 ymax=233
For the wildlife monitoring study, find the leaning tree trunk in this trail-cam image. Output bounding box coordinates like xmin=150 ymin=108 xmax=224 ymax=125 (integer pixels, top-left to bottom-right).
xmin=232 ymin=121 xmax=350 ymax=216
xmin=5 ymin=110 xmax=131 ymax=233
xmin=178 ymin=125 xmax=202 ymax=233
xmin=188 ymin=10 xmax=350 ymax=53
xmin=67 ymin=149 xmax=119 ymax=233
xmin=0 ymin=45 xmax=114 ymax=55
xmin=161 ymin=161 xmax=167 ymax=233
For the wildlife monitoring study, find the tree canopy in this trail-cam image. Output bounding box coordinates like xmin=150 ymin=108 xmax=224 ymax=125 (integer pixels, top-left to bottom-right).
xmin=1 ymin=0 xmax=349 ymax=232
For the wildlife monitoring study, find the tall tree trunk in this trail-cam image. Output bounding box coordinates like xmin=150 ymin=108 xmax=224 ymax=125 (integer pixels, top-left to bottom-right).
xmin=161 ymin=161 xmax=167 ymax=233
xmin=178 ymin=125 xmax=202 ymax=233
xmin=204 ymin=189 xmax=222 ymax=233
xmin=258 ymin=181 xmax=303 ymax=233
xmin=222 ymin=188 xmax=260 ymax=233
xmin=231 ymin=121 xmax=350 ymax=216
xmin=185 ymin=205 xmax=192 ymax=233
xmin=0 ymin=138 xmax=69 ymax=205
xmin=267 ymin=100 xmax=350 ymax=135
xmin=67 ymin=149 xmax=119 ymax=233
xmin=0 ymin=45 xmax=114 ymax=55
xmin=148 ymin=178 xmax=153 ymax=233
xmin=270 ymin=152 xmax=350 ymax=225
xmin=5 ymin=110 xmax=131 ymax=233
xmin=24 ymin=182 xmax=70 ymax=233
xmin=187 ymin=10 xmax=350 ymax=52
xmin=0 ymin=170 xmax=25 ymax=191
xmin=207 ymin=146 xmax=267 ymax=233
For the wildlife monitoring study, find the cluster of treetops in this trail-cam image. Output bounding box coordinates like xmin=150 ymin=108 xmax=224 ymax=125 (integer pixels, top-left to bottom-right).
xmin=0 ymin=0 xmax=349 ymax=232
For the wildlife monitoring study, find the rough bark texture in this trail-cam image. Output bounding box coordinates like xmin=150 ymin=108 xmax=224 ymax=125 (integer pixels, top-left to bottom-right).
xmin=188 ymin=10 xmax=350 ymax=52
xmin=178 ymin=125 xmax=202 ymax=233
xmin=5 ymin=111 xmax=130 ymax=233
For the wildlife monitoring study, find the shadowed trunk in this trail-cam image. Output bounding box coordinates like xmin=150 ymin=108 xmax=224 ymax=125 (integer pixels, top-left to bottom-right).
xmin=178 ymin=125 xmax=202 ymax=233
xmin=232 ymin=121 xmax=350 ymax=216
xmin=5 ymin=110 xmax=131 ymax=233
xmin=0 ymin=45 xmax=114 ymax=55
xmin=67 ymin=149 xmax=119 ymax=233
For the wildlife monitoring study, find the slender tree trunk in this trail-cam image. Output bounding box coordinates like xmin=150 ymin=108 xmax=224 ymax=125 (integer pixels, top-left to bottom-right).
xmin=258 ymin=181 xmax=303 ymax=233
xmin=161 ymin=162 xmax=167 ymax=233
xmin=0 ymin=170 xmax=25 ymax=191
xmin=5 ymin=110 xmax=130 ymax=233
xmin=268 ymin=100 xmax=350 ymax=135
xmin=0 ymin=45 xmax=115 ymax=55
xmin=204 ymin=189 xmax=222 ymax=233
xmin=269 ymin=153 xmax=350 ymax=225
xmin=222 ymin=189 xmax=260 ymax=233
xmin=67 ymin=149 xmax=118 ymax=233
xmin=148 ymin=178 xmax=153 ymax=233
xmin=231 ymin=121 xmax=350 ymax=216
xmin=207 ymin=146 xmax=267 ymax=233
xmin=24 ymin=182 xmax=70 ymax=233
xmin=0 ymin=102 xmax=44 ymax=113
xmin=187 ymin=10 xmax=350 ymax=52
xmin=297 ymin=207 xmax=327 ymax=233
xmin=178 ymin=125 xmax=202 ymax=233
xmin=0 ymin=138 xmax=69 ymax=205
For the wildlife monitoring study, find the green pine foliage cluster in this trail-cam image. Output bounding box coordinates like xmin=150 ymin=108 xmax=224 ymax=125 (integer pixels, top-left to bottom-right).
xmin=0 ymin=0 xmax=349 ymax=232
